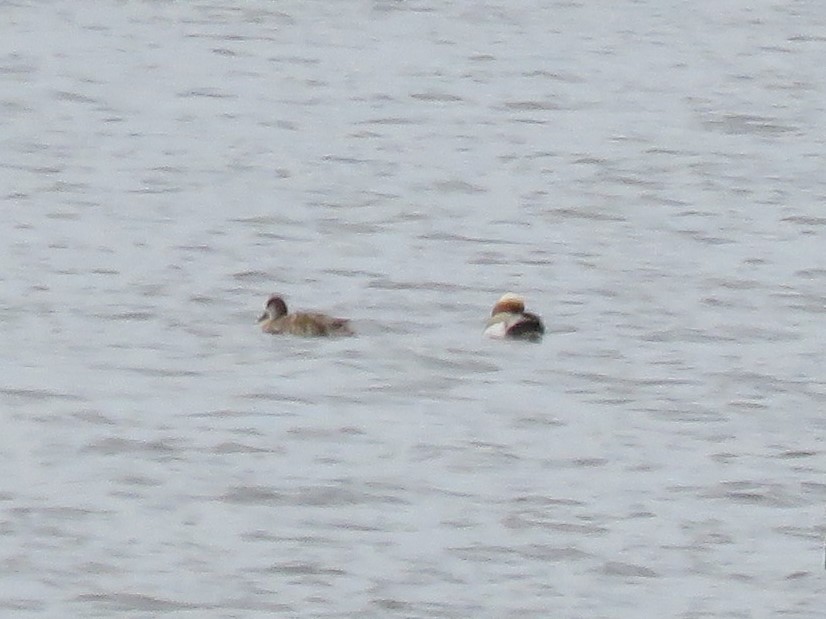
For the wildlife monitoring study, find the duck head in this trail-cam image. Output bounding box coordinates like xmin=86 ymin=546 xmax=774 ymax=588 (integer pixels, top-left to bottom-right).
xmin=258 ymin=294 xmax=289 ymax=323
xmin=491 ymin=292 xmax=525 ymax=316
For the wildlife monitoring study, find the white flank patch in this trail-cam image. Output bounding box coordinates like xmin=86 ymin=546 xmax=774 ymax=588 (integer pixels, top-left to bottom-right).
xmin=483 ymin=321 xmax=509 ymax=339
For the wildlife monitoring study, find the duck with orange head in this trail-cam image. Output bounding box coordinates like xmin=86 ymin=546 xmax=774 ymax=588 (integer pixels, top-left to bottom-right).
xmin=483 ymin=293 xmax=544 ymax=342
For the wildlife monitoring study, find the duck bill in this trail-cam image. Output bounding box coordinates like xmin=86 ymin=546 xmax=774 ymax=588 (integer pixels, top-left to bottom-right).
xmin=257 ymin=312 xmax=268 ymax=323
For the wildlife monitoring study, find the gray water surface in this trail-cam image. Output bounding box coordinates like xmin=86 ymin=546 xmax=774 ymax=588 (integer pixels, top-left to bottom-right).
xmin=2 ymin=1 xmax=825 ymax=617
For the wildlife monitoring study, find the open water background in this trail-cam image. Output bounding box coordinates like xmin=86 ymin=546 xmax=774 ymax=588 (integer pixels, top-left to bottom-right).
xmin=1 ymin=1 xmax=825 ymax=616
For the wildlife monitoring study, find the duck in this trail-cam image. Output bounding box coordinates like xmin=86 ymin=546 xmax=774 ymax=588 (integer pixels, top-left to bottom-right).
xmin=258 ymin=294 xmax=354 ymax=337
xmin=484 ymin=292 xmax=544 ymax=342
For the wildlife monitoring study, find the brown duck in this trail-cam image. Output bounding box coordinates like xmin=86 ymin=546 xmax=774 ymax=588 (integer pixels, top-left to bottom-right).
xmin=258 ymin=295 xmax=354 ymax=337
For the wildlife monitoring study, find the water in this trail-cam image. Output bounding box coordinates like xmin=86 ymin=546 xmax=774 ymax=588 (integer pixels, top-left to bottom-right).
xmin=2 ymin=1 xmax=825 ymax=617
